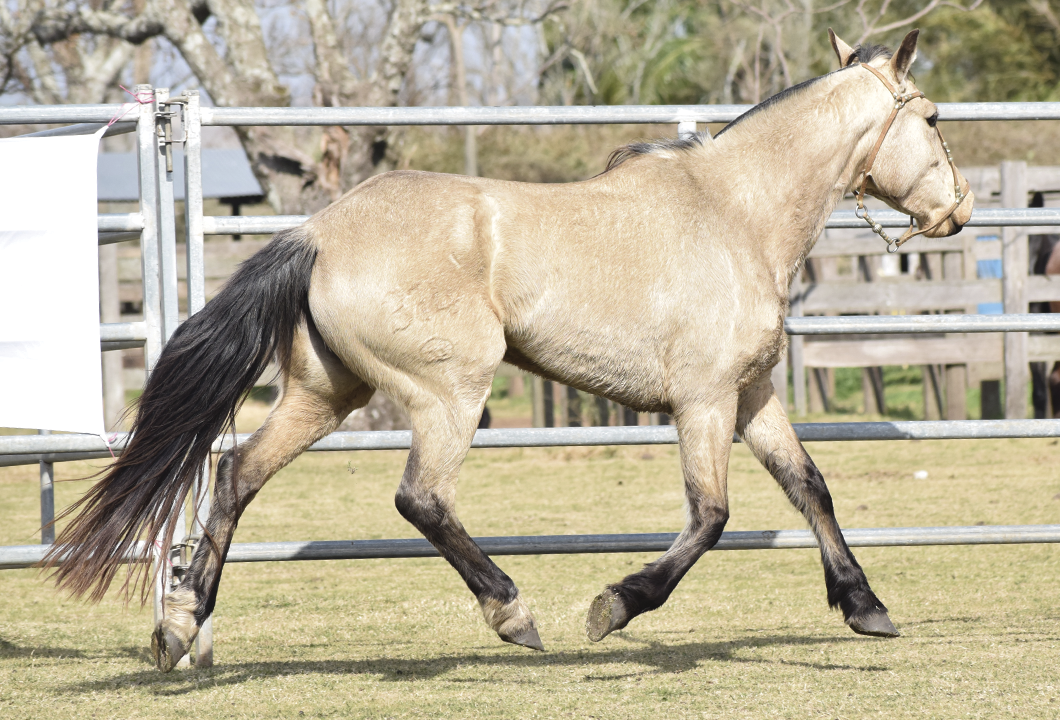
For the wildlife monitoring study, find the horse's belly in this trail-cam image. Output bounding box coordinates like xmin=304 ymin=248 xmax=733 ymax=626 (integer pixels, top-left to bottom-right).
xmin=503 ymin=317 xmax=670 ymax=411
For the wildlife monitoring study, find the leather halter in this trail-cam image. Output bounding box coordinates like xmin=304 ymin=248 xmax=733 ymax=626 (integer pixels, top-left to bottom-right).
xmin=854 ymin=63 xmax=967 ymax=253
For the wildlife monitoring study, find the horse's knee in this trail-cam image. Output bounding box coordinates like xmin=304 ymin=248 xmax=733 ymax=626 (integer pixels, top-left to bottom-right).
xmin=213 ymin=448 xmax=267 ymax=514
xmin=686 ymin=494 xmax=729 ymax=547
xmin=213 ymin=450 xmax=240 ymax=514
xmin=394 ymin=482 xmax=446 ymax=531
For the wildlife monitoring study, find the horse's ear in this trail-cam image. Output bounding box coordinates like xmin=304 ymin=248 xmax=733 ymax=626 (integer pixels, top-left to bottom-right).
xmin=891 ymin=29 xmax=919 ymax=83
xmin=828 ymin=29 xmax=855 ymax=68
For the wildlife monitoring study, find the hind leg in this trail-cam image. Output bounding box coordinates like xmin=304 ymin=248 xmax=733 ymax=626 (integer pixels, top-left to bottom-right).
xmin=390 ymin=352 xmax=544 ymax=650
xmin=736 ymin=376 xmax=897 ymax=637
xmin=394 ymin=390 xmax=543 ymax=651
xmin=152 ymin=321 xmax=371 ymax=671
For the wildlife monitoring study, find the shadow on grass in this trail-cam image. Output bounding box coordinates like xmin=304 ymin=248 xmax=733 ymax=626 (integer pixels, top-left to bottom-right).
xmin=59 ymin=632 xmax=890 ymax=696
xmin=0 ymin=637 xmax=85 ymax=659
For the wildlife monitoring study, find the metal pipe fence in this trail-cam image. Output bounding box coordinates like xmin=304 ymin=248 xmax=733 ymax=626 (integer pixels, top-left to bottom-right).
xmin=2 ymin=418 xmax=1059 ymax=470
xmin=3 ymin=97 xmax=1060 ymax=667
xmin=2 ymin=524 xmax=1057 ymax=571
xmin=198 ymin=207 xmax=1060 ymax=237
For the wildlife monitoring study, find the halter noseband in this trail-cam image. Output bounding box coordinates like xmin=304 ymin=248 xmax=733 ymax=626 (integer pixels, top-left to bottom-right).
xmin=854 ymin=63 xmax=967 ymax=253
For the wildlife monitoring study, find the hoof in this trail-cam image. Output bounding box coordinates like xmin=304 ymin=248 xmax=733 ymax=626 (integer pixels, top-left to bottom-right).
xmin=501 ymin=624 xmax=545 ymax=652
xmin=849 ymin=611 xmax=900 ymax=638
xmin=151 ymin=625 xmax=188 ymax=672
xmin=586 ymin=588 xmax=630 ymax=642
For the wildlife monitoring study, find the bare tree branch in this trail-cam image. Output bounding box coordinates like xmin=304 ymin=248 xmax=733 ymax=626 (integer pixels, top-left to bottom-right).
xmin=304 ymin=0 xmax=359 ymax=105
xmin=432 ymin=0 xmax=568 ymax=27
xmin=857 ymin=0 xmax=984 ymax=44
xmin=31 ymin=5 xmax=165 ymax=45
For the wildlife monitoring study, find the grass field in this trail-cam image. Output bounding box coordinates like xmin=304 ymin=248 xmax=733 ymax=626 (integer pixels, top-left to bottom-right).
xmin=1 ymin=401 xmax=1059 ymax=719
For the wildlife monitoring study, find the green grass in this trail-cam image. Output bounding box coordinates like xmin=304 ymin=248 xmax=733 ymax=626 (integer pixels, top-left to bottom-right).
xmin=1 ymin=403 xmax=1059 ymax=718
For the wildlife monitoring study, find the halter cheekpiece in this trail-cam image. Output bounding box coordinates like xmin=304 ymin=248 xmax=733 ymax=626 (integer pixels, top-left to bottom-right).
xmin=854 ymin=63 xmax=967 ymax=253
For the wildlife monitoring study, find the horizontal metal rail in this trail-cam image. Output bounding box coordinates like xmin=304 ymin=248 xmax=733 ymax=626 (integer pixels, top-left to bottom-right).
xmin=100 ymin=321 xmax=147 ymax=351
xmin=99 ymin=232 xmax=141 ymax=246
xmin=75 ymin=315 xmax=1060 ymax=367
xmin=3 ymin=419 xmax=1058 ymax=467
xmin=2 ymin=524 xmax=1056 ymax=569
xmin=98 ymin=213 xmax=143 ymax=233
xmin=830 ymin=207 xmax=1060 ymax=228
xmin=199 ymin=102 xmax=1060 ymax=127
xmin=5 ymin=102 xmax=1059 ymax=130
xmin=19 ymin=121 xmax=137 ymax=138
xmin=0 ymin=105 xmax=128 ymax=125
xmin=201 ymin=208 xmax=1060 ymax=237
xmin=786 ymin=313 xmax=1060 ymax=334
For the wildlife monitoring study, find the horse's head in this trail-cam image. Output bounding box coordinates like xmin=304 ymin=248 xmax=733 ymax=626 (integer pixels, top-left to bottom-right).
xmin=831 ymin=29 xmax=974 ymax=243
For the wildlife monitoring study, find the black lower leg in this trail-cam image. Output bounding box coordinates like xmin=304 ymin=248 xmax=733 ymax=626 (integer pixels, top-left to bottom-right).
xmin=182 ymin=450 xmax=242 ymax=626
xmin=613 ymin=507 xmax=727 ymax=619
xmin=771 ymin=456 xmax=896 ymax=635
xmin=587 ymin=503 xmax=727 ymax=641
xmin=395 ymin=484 xmax=518 ymax=606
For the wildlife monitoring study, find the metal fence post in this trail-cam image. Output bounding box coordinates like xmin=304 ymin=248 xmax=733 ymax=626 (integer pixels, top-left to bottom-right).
xmin=136 ymin=86 xmax=168 ymax=632
xmin=1001 ymin=161 xmax=1029 ymax=419
xmin=136 ymin=85 xmax=163 ymax=370
xmin=140 ymin=86 xmax=189 ymax=667
xmin=38 ymin=430 xmax=54 ymax=545
xmin=181 ymin=90 xmax=214 ymax=668
xmin=154 ymin=89 xmax=180 ymax=343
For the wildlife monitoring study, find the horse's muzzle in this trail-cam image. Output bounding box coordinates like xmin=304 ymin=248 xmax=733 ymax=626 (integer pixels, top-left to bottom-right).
xmin=929 ymin=187 xmax=975 ymax=238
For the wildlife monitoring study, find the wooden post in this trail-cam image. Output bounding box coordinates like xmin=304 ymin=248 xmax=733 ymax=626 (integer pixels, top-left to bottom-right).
xmin=861 ymin=367 xmax=884 ymax=414
xmin=531 ymin=377 xmax=553 ymax=427
xmin=553 ymin=382 xmax=566 ymax=425
xmin=594 ymin=396 xmax=610 ymax=426
xmin=922 ymin=365 xmax=943 ymax=420
xmin=809 ymin=367 xmax=831 ymax=413
xmin=566 ymin=386 xmax=582 ymax=427
xmin=1001 ymin=161 xmax=1029 ymax=419
xmin=982 ymin=380 xmax=1003 ymax=419
xmin=942 ymin=251 xmax=968 ymax=420
xmin=944 ymin=364 xmax=967 ymax=420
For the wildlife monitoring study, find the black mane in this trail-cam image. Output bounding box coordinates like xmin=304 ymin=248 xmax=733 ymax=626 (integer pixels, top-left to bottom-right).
xmin=599 ymin=41 xmax=895 ymax=169
xmin=603 ymin=132 xmax=709 ymax=173
xmin=715 ymin=41 xmax=894 ymax=138
xmin=846 ymin=43 xmax=893 ymax=66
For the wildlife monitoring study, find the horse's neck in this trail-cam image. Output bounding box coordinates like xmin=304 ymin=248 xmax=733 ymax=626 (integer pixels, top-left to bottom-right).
xmin=714 ymin=70 xmax=884 ymax=291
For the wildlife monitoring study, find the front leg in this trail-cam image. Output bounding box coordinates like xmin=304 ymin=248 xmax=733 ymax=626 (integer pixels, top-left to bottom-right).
xmin=587 ymin=397 xmax=736 ymax=641
xmin=737 ymin=377 xmax=899 ymax=637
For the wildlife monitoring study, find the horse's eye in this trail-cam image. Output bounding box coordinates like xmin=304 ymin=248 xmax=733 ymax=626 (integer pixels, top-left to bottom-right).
xmin=927 ymin=113 xmax=938 ymax=128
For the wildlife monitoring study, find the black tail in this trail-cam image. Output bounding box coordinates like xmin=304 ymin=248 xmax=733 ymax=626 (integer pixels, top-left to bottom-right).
xmin=43 ymin=227 xmax=318 ymax=603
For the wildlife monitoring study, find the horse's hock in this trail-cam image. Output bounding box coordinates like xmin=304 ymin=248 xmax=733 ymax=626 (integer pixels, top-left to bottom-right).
xmin=2 ymin=59 xmax=1060 ymax=669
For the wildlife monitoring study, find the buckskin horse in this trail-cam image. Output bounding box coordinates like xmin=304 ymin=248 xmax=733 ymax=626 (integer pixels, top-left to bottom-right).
xmin=45 ymin=29 xmax=974 ymax=671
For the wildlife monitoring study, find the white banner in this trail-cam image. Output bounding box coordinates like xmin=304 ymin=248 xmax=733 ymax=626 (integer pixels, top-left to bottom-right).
xmin=0 ymin=128 xmax=107 ymax=435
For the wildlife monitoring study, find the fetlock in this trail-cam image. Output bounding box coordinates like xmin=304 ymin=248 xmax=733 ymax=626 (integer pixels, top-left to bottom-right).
xmin=151 ymin=586 xmax=201 ymax=671
xmin=479 ymin=594 xmax=544 ymax=651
